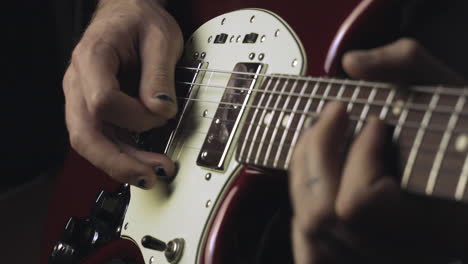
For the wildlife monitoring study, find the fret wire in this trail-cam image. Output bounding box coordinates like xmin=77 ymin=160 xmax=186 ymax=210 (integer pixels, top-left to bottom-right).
xmin=355 ymin=85 xmax=377 ymax=134
xmin=273 ymin=79 xmax=303 ymax=168
xmin=455 ymin=155 xmax=468 ymax=201
xmin=316 ymin=81 xmax=333 ymax=113
xmin=427 ymin=94 xmax=466 ymax=195
xmin=255 ymin=77 xmax=291 ymax=165
xmin=177 ymin=66 xmax=468 ymax=97
xmin=274 ymin=79 xmax=312 ymax=168
xmin=239 ymin=77 xmax=275 ymax=161
xmin=177 ymin=81 xmax=468 ymax=115
xmin=392 ymin=94 xmax=412 ymax=142
xmin=284 ymin=79 xmax=322 ymax=167
xmin=402 ymin=89 xmax=440 ymax=189
xmin=346 ymin=84 xmax=360 ymax=113
xmin=263 ymin=78 xmax=297 ymax=166
xmin=380 ymin=89 xmax=396 ymax=120
xmin=246 ymin=77 xmax=282 ymax=163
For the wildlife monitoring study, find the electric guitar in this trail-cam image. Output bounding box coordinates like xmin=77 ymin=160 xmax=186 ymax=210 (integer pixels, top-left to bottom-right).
xmin=42 ymin=1 xmax=468 ymax=263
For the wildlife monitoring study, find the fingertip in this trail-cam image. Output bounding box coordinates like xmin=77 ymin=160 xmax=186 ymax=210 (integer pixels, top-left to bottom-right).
xmin=342 ymin=50 xmax=377 ymax=80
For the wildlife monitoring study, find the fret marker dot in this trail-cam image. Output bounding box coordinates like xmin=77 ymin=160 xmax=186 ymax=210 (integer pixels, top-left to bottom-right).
xmin=282 ymin=115 xmax=290 ymax=127
xmin=455 ymin=134 xmax=468 ymax=152
xmin=264 ymin=112 xmax=272 ymax=125
xmin=392 ymin=100 xmax=404 ymax=116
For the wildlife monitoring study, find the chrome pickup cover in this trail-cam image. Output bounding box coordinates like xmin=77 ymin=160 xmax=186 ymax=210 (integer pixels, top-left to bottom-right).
xmin=197 ymin=63 xmax=264 ymax=170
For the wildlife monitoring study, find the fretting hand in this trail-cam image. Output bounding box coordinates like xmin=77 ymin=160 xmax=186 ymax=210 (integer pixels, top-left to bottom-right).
xmin=290 ymin=38 xmax=468 ymax=263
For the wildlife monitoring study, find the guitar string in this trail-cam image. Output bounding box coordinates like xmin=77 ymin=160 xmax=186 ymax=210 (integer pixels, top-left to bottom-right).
xmin=172 ymin=95 xmax=467 ymax=132
xmin=176 ymin=66 xmax=468 ymax=97
xmin=176 ymin=116 xmax=463 ymax=157
xmin=175 ymin=87 xmax=468 ymax=116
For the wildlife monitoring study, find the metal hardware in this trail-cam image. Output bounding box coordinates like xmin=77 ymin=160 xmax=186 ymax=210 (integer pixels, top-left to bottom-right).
xmin=196 ymin=63 xmax=264 ymax=170
xmin=200 ymin=52 xmax=206 ymax=59
xmin=291 ymin=58 xmax=298 ymax=67
xmin=149 ymin=256 xmax=155 ymax=264
xmin=165 ymin=238 xmax=185 ymax=264
xmin=249 ymin=52 xmax=255 ymax=60
xmin=221 ymin=18 xmax=226 ymax=25
xmin=260 ymin=35 xmax=266 ymax=42
xmin=236 ymin=35 xmax=241 ymax=42
xmin=208 ymin=36 xmax=213 ymax=43
xmin=193 ymin=52 xmax=199 ymax=59
xmin=258 ymin=53 xmax=265 ymax=60
xmin=205 ymin=200 xmax=212 ymax=208
xmin=124 ymin=222 xmax=128 ymax=230
xmin=274 ymin=29 xmax=280 ymax=37
xmin=230 ymin=35 xmax=235 ymax=43
xmin=250 ymin=15 xmax=255 ymax=23
xmin=205 ymin=173 xmax=212 ymax=181
xmin=203 ymin=109 xmax=208 ymax=117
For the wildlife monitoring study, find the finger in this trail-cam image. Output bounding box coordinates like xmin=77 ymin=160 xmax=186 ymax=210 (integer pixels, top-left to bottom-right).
xmin=72 ymin=39 xmax=167 ymax=131
xmin=138 ymin=22 xmax=182 ymax=119
xmin=342 ymin=38 xmax=465 ymax=85
xmin=336 ymin=117 xmax=400 ymax=221
xmin=289 ymin=102 xmax=349 ymax=234
xmin=65 ymin=68 xmax=171 ymax=189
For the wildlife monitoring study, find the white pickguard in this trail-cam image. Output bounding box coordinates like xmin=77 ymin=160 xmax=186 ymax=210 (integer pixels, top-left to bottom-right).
xmin=121 ymin=9 xmax=306 ymax=264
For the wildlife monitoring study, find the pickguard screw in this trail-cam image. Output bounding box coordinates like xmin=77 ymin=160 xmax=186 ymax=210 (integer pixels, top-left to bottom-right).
xmin=221 ymin=18 xmax=226 ymax=25
xmin=292 ymin=58 xmax=298 ymax=67
xmin=201 ymin=52 xmax=206 ymax=59
xmin=205 ymin=200 xmax=212 ymax=208
xmin=250 ymin=15 xmax=255 ymax=23
xmin=249 ymin=52 xmax=255 ymax=60
xmin=236 ymin=35 xmax=241 ymax=42
xmin=260 ymin=35 xmax=266 ymax=42
xmin=230 ymin=35 xmax=235 ymax=43
xmin=201 ymin=151 xmax=208 ymax=159
xmin=205 ymin=173 xmax=212 ymax=181
xmin=203 ymin=109 xmax=208 ymax=117
xmin=208 ymin=36 xmax=213 ymax=43
xmin=259 ymin=53 xmax=265 ymax=61
xmin=124 ymin=222 xmax=129 ymax=230
xmin=149 ymin=256 xmax=155 ymax=264
xmin=194 ymin=52 xmax=199 ymax=59
xmin=275 ymin=29 xmax=280 ymax=37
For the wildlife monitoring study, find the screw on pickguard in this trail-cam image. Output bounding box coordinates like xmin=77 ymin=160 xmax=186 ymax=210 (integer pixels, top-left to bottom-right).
xmin=50 ymin=184 xmax=130 ymax=264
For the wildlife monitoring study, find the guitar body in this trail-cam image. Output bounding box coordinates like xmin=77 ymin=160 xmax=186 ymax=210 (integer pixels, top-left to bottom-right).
xmin=42 ymin=1 xmax=405 ymax=263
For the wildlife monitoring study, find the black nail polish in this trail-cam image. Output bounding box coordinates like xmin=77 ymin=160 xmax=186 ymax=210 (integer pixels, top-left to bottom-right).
xmin=138 ymin=179 xmax=147 ymax=189
xmin=154 ymin=93 xmax=175 ymax=104
xmin=155 ymin=167 xmax=167 ymax=177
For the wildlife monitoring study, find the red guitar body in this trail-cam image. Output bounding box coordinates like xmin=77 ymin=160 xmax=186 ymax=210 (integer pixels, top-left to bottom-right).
xmin=41 ymin=0 xmax=404 ymax=263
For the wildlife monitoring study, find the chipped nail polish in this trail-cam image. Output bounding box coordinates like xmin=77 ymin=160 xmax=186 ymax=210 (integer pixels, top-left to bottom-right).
xmin=138 ymin=178 xmax=147 ymax=189
xmin=154 ymin=93 xmax=175 ymax=104
xmin=154 ymin=166 xmax=174 ymax=182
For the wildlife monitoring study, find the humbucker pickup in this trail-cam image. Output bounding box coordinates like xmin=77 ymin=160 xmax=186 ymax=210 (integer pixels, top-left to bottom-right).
xmin=197 ymin=63 xmax=264 ymax=170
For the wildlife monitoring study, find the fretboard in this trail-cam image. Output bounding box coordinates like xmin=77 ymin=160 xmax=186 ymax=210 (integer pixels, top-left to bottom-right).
xmin=235 ymin=75 xmax=468 ymax=202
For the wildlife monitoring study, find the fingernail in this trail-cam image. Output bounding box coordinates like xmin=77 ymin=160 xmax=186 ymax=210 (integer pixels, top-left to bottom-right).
xmin=154 ymin=93 xmax=175 ymax=104
xmin=153 ymin=166 xmax=173 ymax=182
xmin=138 ymin=178 xmax=147 ymax=189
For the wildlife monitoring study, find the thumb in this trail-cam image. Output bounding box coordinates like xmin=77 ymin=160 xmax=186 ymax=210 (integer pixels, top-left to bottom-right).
xmin=138 ymin=27 xmax=183 ymax=120
xmin=342 ymin=38 xmax=465 ymax=85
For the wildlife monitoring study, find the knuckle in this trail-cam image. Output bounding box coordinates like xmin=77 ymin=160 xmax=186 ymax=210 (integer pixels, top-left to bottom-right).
xmin=335 ymin=196 xmax=359 ymax=221
xmin=68 ymin=131 xmax=83 ymax=153
xmin=89 ymin=90 xmax=110 ymax=116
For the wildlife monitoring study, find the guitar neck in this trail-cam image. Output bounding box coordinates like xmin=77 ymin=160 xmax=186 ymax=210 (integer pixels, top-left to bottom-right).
xmin=235 ymin=75 xmax=468 ymax=202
